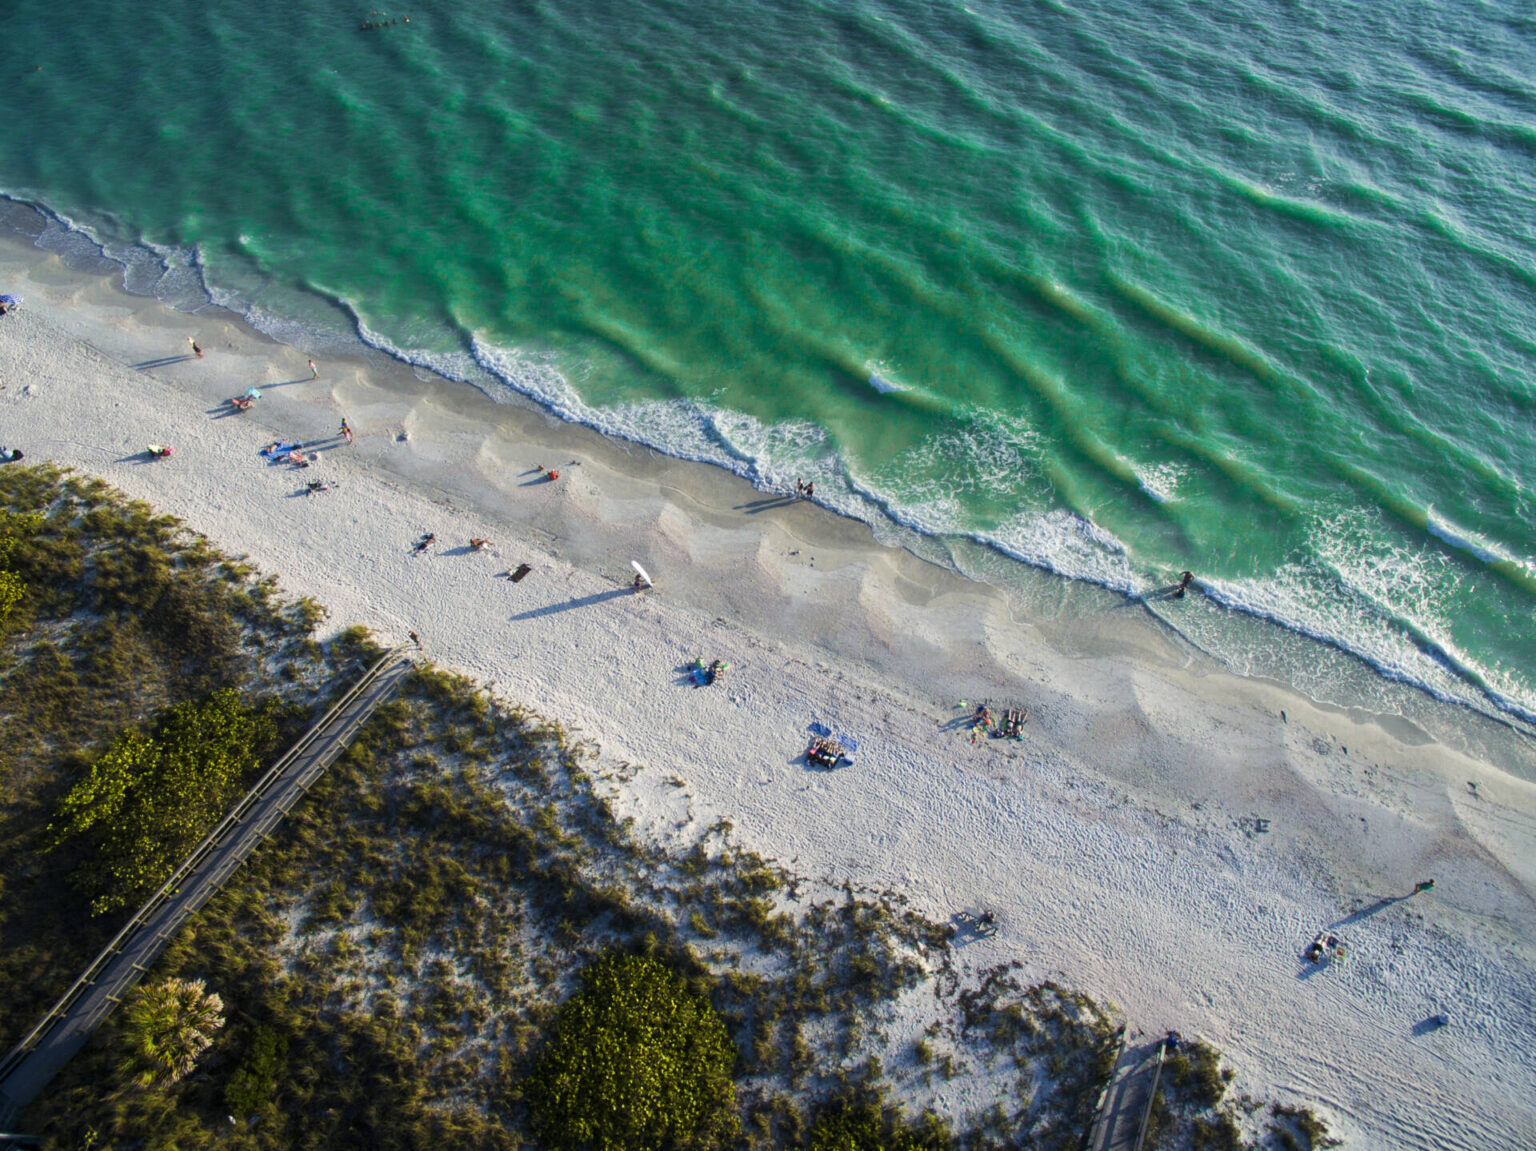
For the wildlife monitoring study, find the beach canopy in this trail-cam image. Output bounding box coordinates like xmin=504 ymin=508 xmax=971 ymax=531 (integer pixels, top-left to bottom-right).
xmin=630 ymin=560 xmax=653 ymax=587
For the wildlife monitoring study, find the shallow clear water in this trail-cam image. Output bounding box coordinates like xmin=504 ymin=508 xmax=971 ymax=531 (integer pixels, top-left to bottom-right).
xmin=4 ymin=0 xmax=1534 ymax=722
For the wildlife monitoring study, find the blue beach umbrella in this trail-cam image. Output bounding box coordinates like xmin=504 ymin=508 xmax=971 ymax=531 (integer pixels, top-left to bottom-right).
xmin=0 ymin=294 xmax=20 ymax=307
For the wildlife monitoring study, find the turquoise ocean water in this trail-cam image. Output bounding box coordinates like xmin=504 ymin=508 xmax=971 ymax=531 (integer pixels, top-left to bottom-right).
xmin=3 ymin=0 xmax=1534 ymax=724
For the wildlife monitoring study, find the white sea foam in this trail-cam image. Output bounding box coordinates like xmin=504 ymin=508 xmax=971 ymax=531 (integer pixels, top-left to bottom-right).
xmin=1193 ymin=511 xmax=1536 ymax=726
xmin=1135 ymin=461 xmax=1186 ymax=504
xmin=979 ymin=509 xmax=1139 ymax=595
xmin=1425 ymin=508 xmax=1533 ymax=576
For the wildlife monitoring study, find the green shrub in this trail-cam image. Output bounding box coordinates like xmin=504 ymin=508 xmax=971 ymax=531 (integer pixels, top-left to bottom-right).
xmin=804 ymin=1087 xmax=953 ymax=1150
xmin=224 ymin=1024 xmax=291 ymax=1116
xmin=0 ymin=509 xmax=40 ymax=626
xmin=524 ymin=950 xmax=740 ymax=1151
xmin=1271 ymin=1104 xmax=1342 ymax=1150
xmin=1164 ymin=1041 xmax=1230 ymax=1110
xmin=49 ymin=688 xmax=275 ymax=914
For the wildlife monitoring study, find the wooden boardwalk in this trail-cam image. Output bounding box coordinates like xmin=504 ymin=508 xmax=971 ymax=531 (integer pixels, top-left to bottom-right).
xmin=1087 ymin=1031 xmax=1167 ymax=1151
xmin=0 ymin=648 xmax=415 ymax=1133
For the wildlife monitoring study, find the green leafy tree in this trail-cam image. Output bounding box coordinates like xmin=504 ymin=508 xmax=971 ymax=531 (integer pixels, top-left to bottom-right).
xmin=524 ymin=951 xmax=741 ymax=1151
xmin=119 ymin=977 xmax=225 ymax=1087
xmin=50 ymin=689 xmax=273 ymax=914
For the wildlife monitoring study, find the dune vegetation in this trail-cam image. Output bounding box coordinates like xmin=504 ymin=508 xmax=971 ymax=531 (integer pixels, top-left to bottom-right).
xmin=0 ymin=466 xmax=1333 ymax=1150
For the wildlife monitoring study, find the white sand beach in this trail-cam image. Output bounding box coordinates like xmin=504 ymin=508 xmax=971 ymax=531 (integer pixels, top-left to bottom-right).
xmin=1 ymin=233 xmax=1533 ymax=1149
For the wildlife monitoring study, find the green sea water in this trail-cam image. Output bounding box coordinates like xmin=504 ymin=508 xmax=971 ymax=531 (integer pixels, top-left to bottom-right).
xmin=2 ymin=0 xmax=1534 ymax=722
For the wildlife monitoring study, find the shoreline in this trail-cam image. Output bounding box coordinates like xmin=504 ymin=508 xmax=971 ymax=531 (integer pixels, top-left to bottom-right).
xmin=4 ymin=194 xmax=1533 ymax=750
xmin=2 ymin=230 xmax=1535 ymax=1147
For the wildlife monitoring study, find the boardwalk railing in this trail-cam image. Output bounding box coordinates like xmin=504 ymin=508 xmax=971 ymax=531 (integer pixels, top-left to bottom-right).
xmin=0 ymin=646 xmax=411 ymax=1089
xmin=1084 ymin=1025 xmax=1130 ymax=1150
xmin=1132 ymin=1045 xmax=1167 ymax=1151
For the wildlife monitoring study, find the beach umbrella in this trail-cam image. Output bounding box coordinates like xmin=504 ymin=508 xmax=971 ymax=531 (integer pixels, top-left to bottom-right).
xmin=630 ymin=560 xmax=653 ymax=587
xmin=0 ymin=294 xmax=20 ymax=307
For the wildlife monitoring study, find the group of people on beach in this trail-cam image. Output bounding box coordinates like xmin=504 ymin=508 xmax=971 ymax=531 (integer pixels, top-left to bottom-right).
xmin=806 ymin=735 xmax=847 ymax=769
xmin=144 ymin=344 xmax=334 ymax=462
xmin=964 ymin=702 xmax=1029 ymax=745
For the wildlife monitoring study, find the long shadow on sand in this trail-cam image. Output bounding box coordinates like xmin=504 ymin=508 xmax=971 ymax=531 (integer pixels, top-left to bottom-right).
xmin=132 ymin=354 xmax=198 ymax=370
xmin=734 ymin=496 xmax=799 ymax=514
xmin=949 ymin=912 xmax=998 ymax=947
xmin=1330 ymin=894 xmax=1409 ymax=930
xmin=509 ymin=588 xmax=633 ymax=621
xmin=1410 ymin=1014 xmax=1449 ymax=1037
xmin=940 ymin=714 xmax=981 ymax=733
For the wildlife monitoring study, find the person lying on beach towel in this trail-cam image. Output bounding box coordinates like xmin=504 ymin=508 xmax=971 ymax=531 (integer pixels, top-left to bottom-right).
xmin=261 ymin=441 xmax=299 ymax=460
xmin=412 ymin=533 xmax=436 ymax=554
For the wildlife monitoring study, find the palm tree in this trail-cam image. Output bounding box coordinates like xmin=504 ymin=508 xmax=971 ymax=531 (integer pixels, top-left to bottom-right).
xmin=119 ymin=977 xmax=226 ymax=1087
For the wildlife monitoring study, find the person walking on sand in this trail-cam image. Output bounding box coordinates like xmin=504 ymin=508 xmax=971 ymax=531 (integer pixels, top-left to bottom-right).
xmin=340 ymin=417 xmax=353 ymax=444
xmin=409 ymin=631 xmax=421 ymax=649
xmin=188 ymin=337 xmax=203 ymax=358
xmin=309 ymin=358 xmax=319 ymax=379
